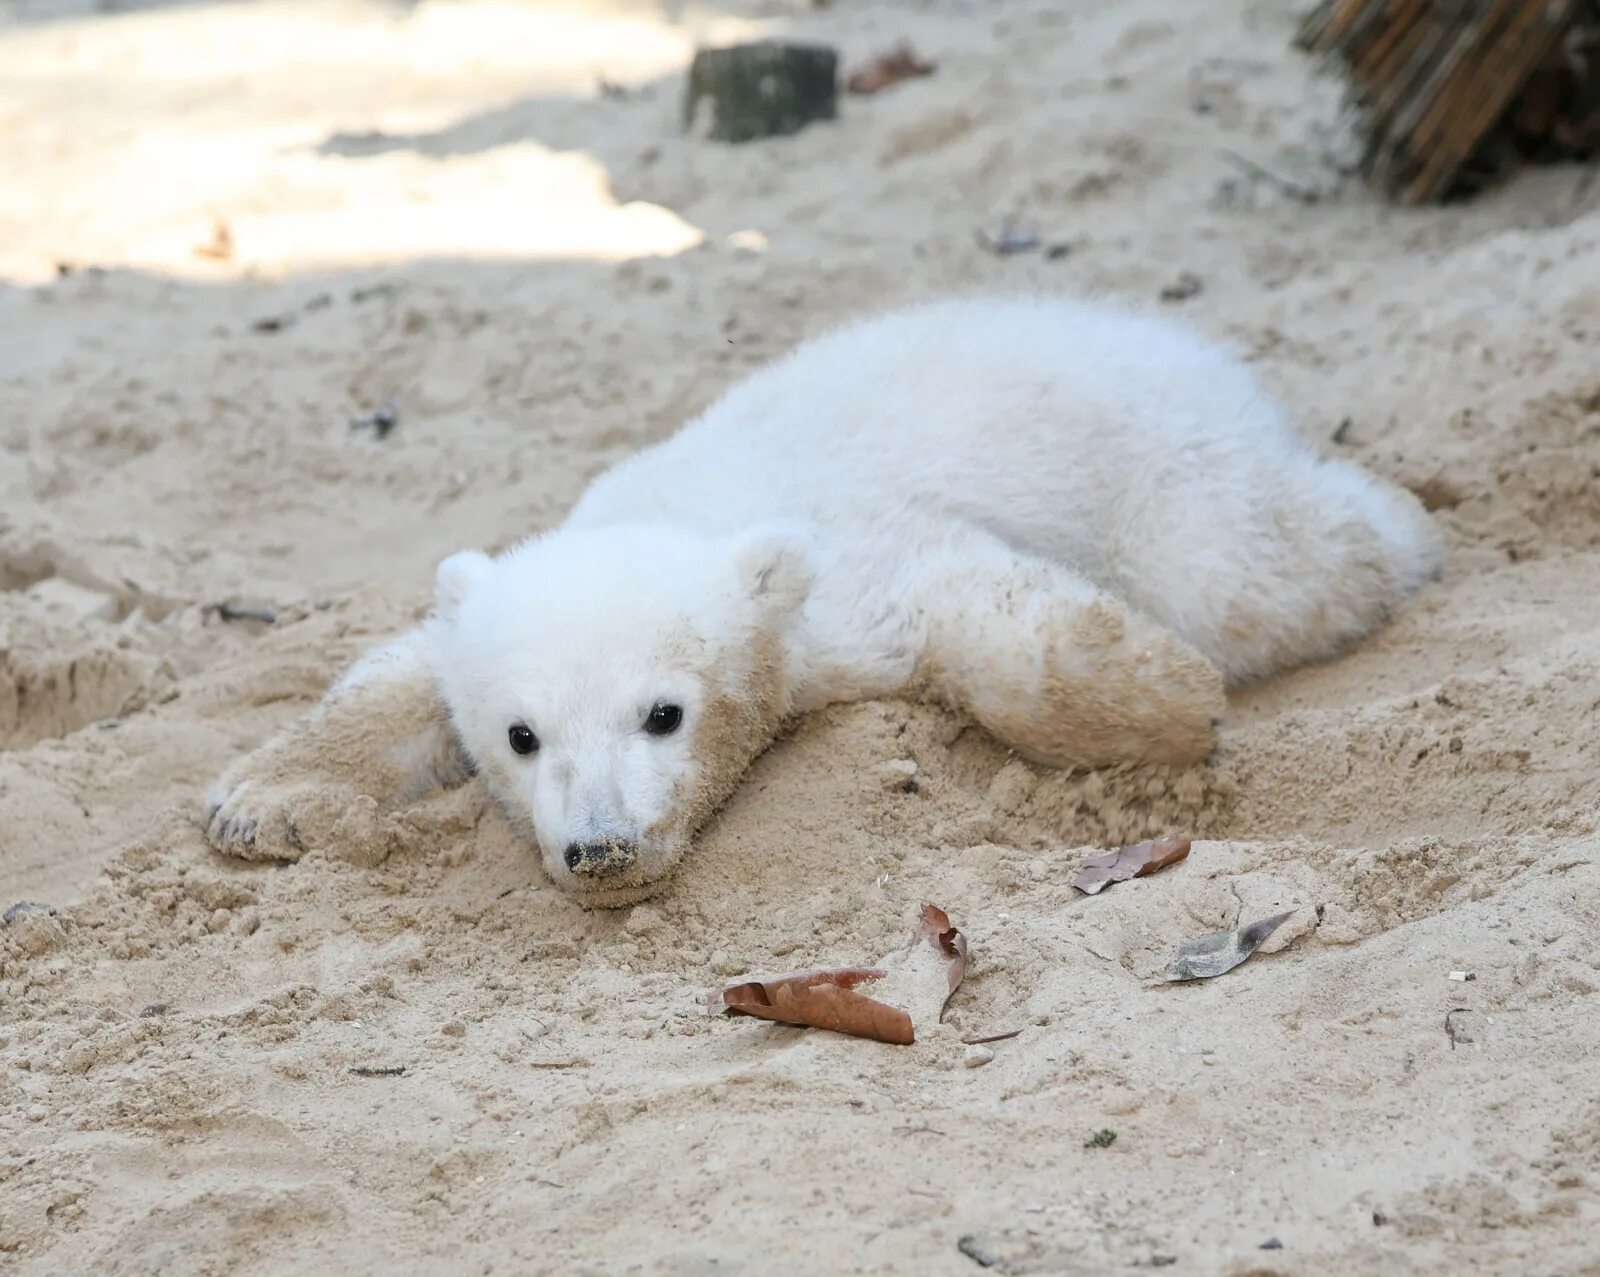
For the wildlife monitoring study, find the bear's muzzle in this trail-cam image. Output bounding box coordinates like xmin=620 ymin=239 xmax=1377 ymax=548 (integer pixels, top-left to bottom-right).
xmin=563 ymin=839 xmax=638 ymax=879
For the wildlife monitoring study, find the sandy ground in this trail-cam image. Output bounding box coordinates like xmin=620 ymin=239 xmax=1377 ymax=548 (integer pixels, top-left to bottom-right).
xmin=3 ymin=0 xmax=1600 ymax=1272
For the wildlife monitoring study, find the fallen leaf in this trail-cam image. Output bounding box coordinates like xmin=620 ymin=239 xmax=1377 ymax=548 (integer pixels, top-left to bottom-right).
xmin=712 ymin=966 xmax=911 ymax=1044
xmin=845 ymin=43 xmax=936 ymax=95
xmin=194 ymin=218 xmax=234 ymax=261
xmin=1073 ymin=837 xmax=1191 ymax=895
xmin=1164 ymin=909 xmax=1297 ymax=981
xmin=709 ymin=903 xmax=967 ymax=1044
xmin=919 ymin=902 xmax=968 ymax=995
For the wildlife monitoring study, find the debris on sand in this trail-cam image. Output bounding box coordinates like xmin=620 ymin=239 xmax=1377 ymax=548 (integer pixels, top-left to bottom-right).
xmin=710 ymin=903 xmax=967 ymax=1044
xmin=845 ymin=44 xmax=937 ymax=96
xmin=961 ymin=1028 xmax=1024 ymax=1046
xmin=713 ymin=964 xmax=913 ymax=1043
xmin=1445 ymin=1007 xmax=1476 ymax=1049
xmin=1072 ymin=837 xmax=1191 ymax=895
xmin=4 ymin=901 xmax=57 ymax=925
xmin=1164 ymin=909 xmax=1298 ymax=982
xmin=210 ymin=602 xmax=278 ymax=625
xmin=1297 ymin=0 xmax=1600 ymax=202
xmin=1159 ymin=272 xmax=1204 ymax=303
xmin=350 ymin=399 xmax=400 ymax=440
xmin=193 ymin=217 xmax=234 ymax=261
xmin=974 ymin=213 xmax=1039 ymax=256
xmin=684 ymin=42 xmax=839 ymax=143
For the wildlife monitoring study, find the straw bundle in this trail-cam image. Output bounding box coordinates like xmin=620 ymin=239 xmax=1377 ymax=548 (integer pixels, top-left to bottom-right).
xmin=1298 ymin=0 xmax=1600 ymax=201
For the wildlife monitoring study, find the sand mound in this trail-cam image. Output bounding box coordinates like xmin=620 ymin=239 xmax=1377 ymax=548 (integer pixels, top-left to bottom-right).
xmin=3 ymin=0 xmax=1598 ymax=1271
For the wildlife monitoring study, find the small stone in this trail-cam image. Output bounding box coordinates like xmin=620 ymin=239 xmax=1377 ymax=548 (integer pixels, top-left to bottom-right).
xmin=25 ymin=577 xmax=119 ymax=623
xmin=876 ymin=759 xmax=919 ymax=793
xmin=441 ymin=1020 xmax=467 ymax=1038
xmin=3 ymin=902 xmax=55 ymax=925
xmin=26 ymin=1105 xmax=48 ymax=1123
xmin=1159 ymin=271 xmax=1204 ymax=303
xmin=9 ymin=913 xmax=64 ymax=957
xmin=710 ymin=951 xmax=747 ymax=977
xmin=623 ymin=905 xmax=665 ymax=937
xmin=964 ymin=1044 xmax=995 ymax=1068
xmin=62 ymin=1042 xmax=98 ymax=1075
xmin=1448 ymin=970 xmax=1476 ymax=982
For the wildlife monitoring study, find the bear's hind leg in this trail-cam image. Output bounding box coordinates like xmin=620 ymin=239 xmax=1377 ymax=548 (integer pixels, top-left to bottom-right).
xmin=203 ymin=629 xmax=468 ymax=861
xmin=919 ymin=535 xmax=1225 ymax=769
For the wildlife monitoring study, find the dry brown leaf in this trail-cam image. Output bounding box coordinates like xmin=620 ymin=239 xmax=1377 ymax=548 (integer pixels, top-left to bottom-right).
xmin=918 ymin=902 xmax=967 ymax=995
xmin=1072 ymin=837 xmax=1191 ymax=895
xmin=713 ymin=968 xmax=912 ymax=1045
xmin=1164 ymin=909 xmax=1298 ymax=982
xmin=709 ymin=903 xmax=967 ymax=1045
xmin=194 ymin=218 xmax=234 ymax=261
xmin=844 ymin=43 xmax=936 ymax=95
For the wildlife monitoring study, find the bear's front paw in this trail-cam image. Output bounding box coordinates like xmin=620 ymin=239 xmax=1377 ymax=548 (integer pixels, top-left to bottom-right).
xmin=204 ymin=773 xmax=308 ymax=861
xmin=204 ymin=773 xmax=387 ymax=865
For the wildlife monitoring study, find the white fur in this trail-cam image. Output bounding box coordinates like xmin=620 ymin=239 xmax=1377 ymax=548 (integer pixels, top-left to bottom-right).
xmin=205 ymin=296 xmax=1443 ymax=902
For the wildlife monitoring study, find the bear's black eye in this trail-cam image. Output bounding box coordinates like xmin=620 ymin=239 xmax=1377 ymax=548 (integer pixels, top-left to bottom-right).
xmin=508 ymin=723 xmax=539 ymax=755
xmin=644 ymin=703 xmax=683 ymax=736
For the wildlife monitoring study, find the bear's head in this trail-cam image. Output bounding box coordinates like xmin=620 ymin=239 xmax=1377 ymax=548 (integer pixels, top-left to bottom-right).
xmin=427 ymin=523 xmax=814 ymax=905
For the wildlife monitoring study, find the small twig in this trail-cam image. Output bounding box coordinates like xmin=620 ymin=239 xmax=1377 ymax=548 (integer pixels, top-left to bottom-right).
xmin=975 ymin=212 xmax=1040 ymax=256
xmin=895 ymin=1122 xmax=947 ymax=1137
xmin=214 ymin=603 xmax=278 ymax=624
xmin=349 ymin=399 xmax=400 ymax=440
xmin=960 ymin=1028 xmax=1025 ymax=1045
xmin=1219 ymin=148 xmax=1322 ymax=205
xmin=1444 ymin=1007 xmax=1474 ymax=1049
xmin=350 ymin=282 xmax=399 ymax=304
xmin=349 ymin=1065 xmax=407 ymax=1077
xmin=526 ymin=1059 xmax=589 ymax=1070
xmin=957 ymin=1235 xmax=1015 ymax=1271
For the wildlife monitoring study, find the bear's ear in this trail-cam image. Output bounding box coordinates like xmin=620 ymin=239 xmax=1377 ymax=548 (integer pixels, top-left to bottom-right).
xmin=435 ymin=549 xmax=493 ymax=623
xmin=729 ymin=524 xmax=816 ymax=617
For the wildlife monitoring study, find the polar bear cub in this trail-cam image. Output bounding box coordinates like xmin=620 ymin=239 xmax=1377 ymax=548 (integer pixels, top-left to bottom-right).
xmin=204 ymin=295 xmax=1443 ymax=905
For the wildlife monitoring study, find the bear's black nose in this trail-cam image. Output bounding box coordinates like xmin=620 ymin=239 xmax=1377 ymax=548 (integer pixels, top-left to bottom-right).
xmin=564 ymin=840 xmax=638 ymax=878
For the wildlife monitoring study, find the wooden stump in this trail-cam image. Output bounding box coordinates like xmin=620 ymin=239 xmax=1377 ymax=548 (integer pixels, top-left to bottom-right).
xmin=683 ymin=41 xmax=839 ymax=143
